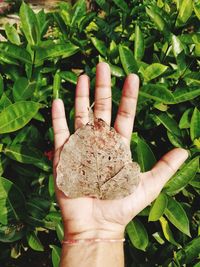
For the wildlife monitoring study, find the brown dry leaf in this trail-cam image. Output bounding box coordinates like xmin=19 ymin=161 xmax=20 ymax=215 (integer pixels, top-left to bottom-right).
xmin=56 ymin=116 xmax=140 ymax=200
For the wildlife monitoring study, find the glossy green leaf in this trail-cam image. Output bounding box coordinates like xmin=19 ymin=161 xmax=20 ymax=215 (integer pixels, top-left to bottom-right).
xmin=172 ymin=35 xmax=184 ymax=58
xmin=119 ymin=45 xmax=138 ymax=75
xmin=131 ymin=134 xmax=156 ymax=172
xmin=0 ymin=177 xmax=26 ymax=225
xmin=27 ymin=231 xmax=44 ymax=251
xmin=13 ymin=77 xmax=36 ymax=101
xmin=59 ymin=71 xmax=77 ymax=85
xmin=193 ymin=0 xmax=200 ymax=20
xmin=112 ymin=0 xmax=128 ymax=12
xmin=146 ymin=7 xmax=167 ymax=32
xmin=50 ymin=245 xmax=61 ymax=267
xmin=55 ymin=221 xmax=64 ymax=242
xmin=19 ymin=2 xmax=40 ymax=45
xmin=0 ymin=97 xmax=8 ymax=115
xmin=91 ymin=37 xmax=107 ymax=57
xmin=0 ymin=43 xmax=32 ymax=64
xmin=164 ymin=157 xmax=199 ymax=195
xmin=159 ymin=216 xmax=179 ymax=246
xmin=155 ymin=113 xmax=182 ymax=137
xmin=176 ymin=0 xmax=193 ymax=26
xmin=0 ymin=223 xmax=26 ymax=243
xmin=4 ymin=145 xmax=51 ymax=172
xmin=149 ymin=193 xmax=168 ymax=221
xmin=48 ymin=174 xmax=55 ymax=198
xmin=164 ymin=196 xmax=190 ymax=236
xmin=134 ymin=25 xmax=145 ymax=61
xmin=95 ymin=0 xmax=109 ymax=12
xmin=173 ymin=87 xmax=200 ymax=103
xmin=35 ymin=43 xmax=79 ymax=65
xmin=4 ymin=23 xmax=20 ymax=46
xmin=126 ymin=219 xmax=149 ymax=251
xmin=167 ymin=131 xmax=184 ymax=148
xmin=0 ymin=101 xmax=41 ymax=134
xmin=142 ymin=63 xmax=168 ymax=82
xmin=176 ymin=236 xmax=200 ymax=264
xmin=71 ymin=0 xmax=86 ymax=27
xmin=179 ymin=108 xmax=193 ymax=129
xmin=190 ymin=108 xmax=200 ymax=141
xmin=0 ymin=74 xmax=3 ymax=95
xmin=139 ymin=84 xmax=174 ymax=104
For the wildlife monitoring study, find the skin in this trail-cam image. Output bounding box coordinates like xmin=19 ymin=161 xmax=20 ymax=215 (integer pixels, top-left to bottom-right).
xmin=51 ymin=62 xmax=188 ymax=267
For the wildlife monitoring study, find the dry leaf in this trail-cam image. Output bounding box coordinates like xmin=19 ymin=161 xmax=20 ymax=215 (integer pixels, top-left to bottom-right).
xmin=56 ymin=117 xmax=140 ymax=200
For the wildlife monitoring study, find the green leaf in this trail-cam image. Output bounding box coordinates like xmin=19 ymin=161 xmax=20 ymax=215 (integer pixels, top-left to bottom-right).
xmin=155 ymin=113 xmax=182 ymax=137
xmin=0 ymin=93 xmax=12 ymax=112
xmin=193 ymin=0 xmax=200 ymax=20
xmin=0 ymin=177 xmax=26 ymax=225
xmin=176 ymin=236 xmax=200 ymax=264
xmin=35 ymin=43 xmax=79 ymax=65
xmin=119 ymin=45 xmax=138 ymax=74
xmin=171 ymin=35 xmax=184 ymax=58
xmin=27 ymin=231 xmax=44 ymax=252
xmin=91 ymin=37 xmax=107 ymax=57
xmin=0 ymin=74 xmax=4 ymax=96
xmin=159 ymin=216 xmax=179 ymax=246
xmin=190 ymin=108 xmax=200 ymax=141
xmin=50 ymin=245 xmax=61 ymax=267
xmin=164 ymin=157 xmax=199 ymax=195
xmin=139 ymin=84 xmax=174 ymax=104
xmin=173 ymin=87 xmax=200 ymax=103
xmin=179 ymin=108 xmax=193 ymax=129
xmin=4 ymin=145 xmax=51 ymax=172
xmin=142 ymin=63 xmax=168 ymax=82
xmin=112 ymin=0 xmax=128 ymax=12
xmin=4 ymin=23 xmax=21 ymax=46
xmin=55 ymin=221 xmax=64 ymax=242
xmin=164 ymin=196 xmax=190 ymax=236
xmin=134 ymin=25 xmax=144 ymax=61
xmin=0 ymin=223 xmax=26 ymax=243
xmin=131 ymin=134 xmax=156 ymax=172
xmin=0 ymin=101 xmax=41 ymax=134
xmin=126 ymin=219 xmax=149 ymax=251
xmin=0 ymin=43 xmax=32 ymax=64
xmin=13 ymin=77 xmax=36 ymax=101
xmin=19 ymin=2 xmax=40 ymax=45
xmin=176 ymin=0 xmax=193 ymax=26
xmin=149 ymin=193 xmax=168 ymax=221
xmin=59 ymin=71 xmax=77 ymax=85
xmin=71 ymin=0 xmax=86 ymax=27
xmin=146 ymin=7 xmax=167 ymax=32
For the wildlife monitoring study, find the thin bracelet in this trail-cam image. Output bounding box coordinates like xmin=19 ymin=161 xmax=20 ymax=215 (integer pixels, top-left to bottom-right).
xmin=62 ymin=238 xmax=125 ymax=245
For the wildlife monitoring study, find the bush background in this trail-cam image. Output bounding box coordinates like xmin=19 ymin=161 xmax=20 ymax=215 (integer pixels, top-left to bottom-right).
xmin=0 ymin=0 xmax=199 ymax=266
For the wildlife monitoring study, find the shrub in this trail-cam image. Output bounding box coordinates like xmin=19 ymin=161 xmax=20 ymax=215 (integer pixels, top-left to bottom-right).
xmin=0 ymin=0 xmax=199 ymax=266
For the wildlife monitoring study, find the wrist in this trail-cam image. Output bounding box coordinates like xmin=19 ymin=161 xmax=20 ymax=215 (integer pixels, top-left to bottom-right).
xmin=63 ymin=219 xmax=125 ymax=240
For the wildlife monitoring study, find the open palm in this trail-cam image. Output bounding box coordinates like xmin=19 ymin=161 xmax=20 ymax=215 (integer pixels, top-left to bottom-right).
xmin=52 ymin=63 xmax=188 ymax=239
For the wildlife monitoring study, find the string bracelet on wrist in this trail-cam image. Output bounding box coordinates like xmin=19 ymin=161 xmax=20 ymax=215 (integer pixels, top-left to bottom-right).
xmin=62 ymin=238 xmax=125 ymax=245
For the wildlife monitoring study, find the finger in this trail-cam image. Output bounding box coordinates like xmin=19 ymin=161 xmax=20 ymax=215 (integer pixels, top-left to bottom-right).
xmin=143 ymin=148 xmax=189 ymax=204
xmin=114 ymin=74 xmax=139 ymax=145
xmin=75 ymin=74 xmax=90 ymax=130
xmin=123 ymin=148 xmax=189 ymax=218
xmin=52 ymin=99 xmax=70 ymax=153
xmin=94 ymin=62 xmax=112 ymax=125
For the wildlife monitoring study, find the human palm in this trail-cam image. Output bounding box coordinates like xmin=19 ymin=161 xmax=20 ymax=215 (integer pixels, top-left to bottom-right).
xmin=52 ymin=63 xmax=188 ymax=239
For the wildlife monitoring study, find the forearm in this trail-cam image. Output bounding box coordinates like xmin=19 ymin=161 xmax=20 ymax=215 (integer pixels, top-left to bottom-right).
xmin=60 ymin=242 xmax=124 ymax=267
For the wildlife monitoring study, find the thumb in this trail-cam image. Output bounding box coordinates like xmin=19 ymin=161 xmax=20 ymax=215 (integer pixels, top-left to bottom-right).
xmin=144 ymin=148 xmax=189 ymax=202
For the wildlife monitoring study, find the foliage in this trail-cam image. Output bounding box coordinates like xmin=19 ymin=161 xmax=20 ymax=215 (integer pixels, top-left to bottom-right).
xmin=0 ymin=0 xmax=199 ymax=266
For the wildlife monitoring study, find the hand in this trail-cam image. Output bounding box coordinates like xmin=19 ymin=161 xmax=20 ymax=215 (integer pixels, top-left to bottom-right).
xmin=52 ymin=62 xmax=188 ymax=240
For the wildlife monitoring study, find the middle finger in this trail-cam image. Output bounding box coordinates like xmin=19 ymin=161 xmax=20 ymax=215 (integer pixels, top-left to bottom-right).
xmin=94 ymin=62 xmax=112 ymax=125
